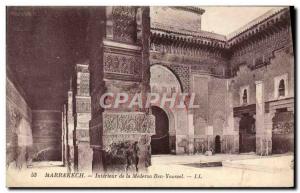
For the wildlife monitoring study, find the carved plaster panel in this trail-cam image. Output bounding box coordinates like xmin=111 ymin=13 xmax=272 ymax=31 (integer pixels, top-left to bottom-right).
xmin=103 ymin=112 xmax=155 ymax=135
xmin=112 ymin=6 xmax=137 ymax=43
xmin=104 ymin=52 xmax=142 ymax=81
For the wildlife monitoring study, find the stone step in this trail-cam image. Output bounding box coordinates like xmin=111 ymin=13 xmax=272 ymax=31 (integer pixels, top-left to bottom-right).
xmin=182 ymin=161 xmax=222 ymax=168
xmin=199 ymin=161 xmax=222 ymax=167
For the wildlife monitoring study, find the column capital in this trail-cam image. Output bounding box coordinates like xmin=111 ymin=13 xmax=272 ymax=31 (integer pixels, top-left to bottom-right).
xmin=255 ymin=80 xmax=264 ymax=85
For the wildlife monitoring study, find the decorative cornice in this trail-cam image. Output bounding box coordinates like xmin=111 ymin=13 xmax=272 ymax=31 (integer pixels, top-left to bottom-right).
xmin=171 ymin=6 xmax=205 ymax=15
xmin=227 ymin=7 xmax=291 ymax=48
xmin=150 ymin=30 xmax=227 ymax=50
xmin=227 ymin=7 xmax=287 ymax=40
xmin=150 ymin=7 xmax=291 ymax=50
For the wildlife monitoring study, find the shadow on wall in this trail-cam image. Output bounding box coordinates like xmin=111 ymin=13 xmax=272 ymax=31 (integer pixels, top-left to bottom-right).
xmin=178 ymin=138 xmax=189 ymax=154
xmin=32 ymin=110 xmax=62 ymax=162
xmin=32 ymin=147 xmax=62 ymax=162
xmin=7 ymin=78 xmax=33 ymax=169
xmin=102 ymin=136 xmax=152 ymax=172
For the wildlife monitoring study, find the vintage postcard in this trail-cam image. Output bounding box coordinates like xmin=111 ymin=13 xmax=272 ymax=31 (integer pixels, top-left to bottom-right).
xmin=6 ymin=6 xmax=295 ymax=187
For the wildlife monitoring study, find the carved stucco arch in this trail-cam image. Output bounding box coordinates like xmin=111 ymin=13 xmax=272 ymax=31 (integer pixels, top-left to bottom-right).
xmin=150 ymin=64 xmax=191 ymax=154
xmin=150 ymin=64 xmax=182 ymax=136
xmin=150 ymin=62 xmax=190 ymax=92
xmin=150 ymin=63 xmax=184 ymax=92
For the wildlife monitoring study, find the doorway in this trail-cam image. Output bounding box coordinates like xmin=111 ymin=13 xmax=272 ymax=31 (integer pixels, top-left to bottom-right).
xmin=272 ymin=108 xmax=294 ymax=154
xmin=151 ymin=106 xmax=170 ymax=154
xmin=239 ymin=113 xmax=256 ymax=153
xmin=215 ymin=135 xmax=221 ymax=153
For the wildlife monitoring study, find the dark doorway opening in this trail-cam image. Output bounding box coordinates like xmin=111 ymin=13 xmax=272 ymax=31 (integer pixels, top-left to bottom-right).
xmin=151 ymin=106 xmax=170 ymax=155
xmin=215 ymin=135 xmax=221 ymax=153
xmin=239 ymin=113 xmax=256 ymax=153
xmin=272 ymin=109 xmax=294 ymax=154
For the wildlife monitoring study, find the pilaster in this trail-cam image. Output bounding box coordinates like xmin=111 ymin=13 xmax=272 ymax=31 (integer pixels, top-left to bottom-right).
xmin=89 ymin=7 xmax=155 ymax=173
xmin=73 ymin=63 xmax=93 ymax=173
xmin=255 ymin=80 xmax=271 ymax=155
xmin=66 ymin=89 xmax=75 ymax=172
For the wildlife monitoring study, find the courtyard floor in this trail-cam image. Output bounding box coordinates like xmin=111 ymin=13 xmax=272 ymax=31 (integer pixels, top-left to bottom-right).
xmin=148 ymin=153 xmax=294 ymax=187
xmin=7 ymin=153 xmax=294 ymax=187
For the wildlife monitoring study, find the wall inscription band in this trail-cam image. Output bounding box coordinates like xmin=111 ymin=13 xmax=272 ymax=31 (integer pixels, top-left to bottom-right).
xmin=103 ymin=112 xmax=155 ymax=135
xmin=104 ymin=52 xmax=142 ymax=81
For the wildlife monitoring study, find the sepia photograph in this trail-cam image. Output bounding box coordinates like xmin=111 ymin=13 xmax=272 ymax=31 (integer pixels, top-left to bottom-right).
xmin=5 ymin=5 xmax=295 ymax=188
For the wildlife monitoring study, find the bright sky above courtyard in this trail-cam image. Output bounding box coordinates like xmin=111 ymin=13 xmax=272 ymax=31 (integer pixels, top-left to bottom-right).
xmin=201 ymin=6 xmax=281 ymax=35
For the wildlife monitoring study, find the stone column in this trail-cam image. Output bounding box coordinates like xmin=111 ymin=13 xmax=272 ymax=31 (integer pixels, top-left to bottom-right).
xmin=67 ymin=88 xmax=75 ymax=172
xmin=88 ymin=7 xmax=154 ymax=173
xmin=73 ymin=63 xmax=93 ymax=173
xmin=87 ymin=7 xmax=106 ymax=173
xmin=62 ymin=104 xmax=67 ymax=166
xmin=187 ymin=112 xmax=194 ymax=154
xmin=233 ymin=117 xmax=241 ymax=153
xmin=226 ymin=80 xmax=239 ymax=154
xmin=255 ymin=81 xmax=271 ymax=155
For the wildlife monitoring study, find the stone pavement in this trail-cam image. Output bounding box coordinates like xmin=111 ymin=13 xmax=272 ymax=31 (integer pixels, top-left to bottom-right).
xmin=7 ymin=153 xmax=294 ymax=187
xmin=223 ymin=154 xmax=293 ymax=173
xmin=151 ymin=153 xmax=259 ymax=165
xmin=148 ymin=153 xmax=294 ymax=187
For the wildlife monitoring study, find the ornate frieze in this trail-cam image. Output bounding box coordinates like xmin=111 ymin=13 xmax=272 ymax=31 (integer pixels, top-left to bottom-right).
xmin=103 ymin=52 xmax=142 ymax=81
xmin=103 ymin=112 xmax=155 ymax=135
xmin=112 ymin=6 xmax=137 ymax=43
xmin=75 ymin=97 xmax=91 ymax=113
